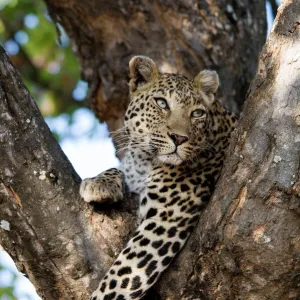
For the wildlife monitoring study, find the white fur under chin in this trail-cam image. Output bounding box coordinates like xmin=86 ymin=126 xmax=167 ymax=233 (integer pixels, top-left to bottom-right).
xmin=157 ymin=153 xmax=183 ymax=165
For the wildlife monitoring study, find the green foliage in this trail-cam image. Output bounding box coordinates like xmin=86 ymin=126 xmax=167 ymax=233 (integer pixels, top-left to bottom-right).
xmin=0 ymin=264 xmax=17 ymax=299
xmin=0 ymin=0 xmax=85 ymax=125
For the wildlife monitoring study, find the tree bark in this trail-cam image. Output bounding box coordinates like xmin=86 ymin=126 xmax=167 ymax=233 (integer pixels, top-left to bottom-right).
xmin=44 ymin=0 xmax=266 ymax=135
xmin=2 ymin=1 xmax=299 ymax=300
xmin=0 ymin=47 xmax=137 ymax=299
xmin=156 ymin=1 xmax=300 ymax=299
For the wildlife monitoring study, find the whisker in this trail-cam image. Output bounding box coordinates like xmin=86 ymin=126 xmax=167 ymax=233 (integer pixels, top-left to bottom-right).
xmin=110 ymin=126 xmax=128 ymax=134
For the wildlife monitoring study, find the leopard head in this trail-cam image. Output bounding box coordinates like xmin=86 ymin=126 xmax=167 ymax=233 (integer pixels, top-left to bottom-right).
xmin=124 ymin=56 xmax=230 ymax=165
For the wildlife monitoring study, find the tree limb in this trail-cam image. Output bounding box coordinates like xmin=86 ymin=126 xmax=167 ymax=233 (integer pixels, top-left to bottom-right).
xmin=156 ymin=1 xmax=300 ymax=299
xmin=0 ymin=46 xmax=137 ymax=299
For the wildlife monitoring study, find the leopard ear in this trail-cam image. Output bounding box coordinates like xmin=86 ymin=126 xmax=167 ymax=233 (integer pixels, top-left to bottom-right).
xmin=193 ymin=70 xmax=219 ymax=103
xmin=129 ymin=56 xmax=158 ymax=93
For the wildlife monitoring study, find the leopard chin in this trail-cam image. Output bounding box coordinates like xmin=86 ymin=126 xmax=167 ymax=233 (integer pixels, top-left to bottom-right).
xmin=157 ymin=153 xmax=184 ymax=165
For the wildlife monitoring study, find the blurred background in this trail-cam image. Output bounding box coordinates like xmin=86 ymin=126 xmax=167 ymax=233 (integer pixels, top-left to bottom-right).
xmin=0 ymin=0 xmax=279 ymax=298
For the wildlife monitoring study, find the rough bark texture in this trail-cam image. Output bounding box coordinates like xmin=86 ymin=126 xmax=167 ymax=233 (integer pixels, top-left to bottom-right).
xmin=156 ymin=1 xmax=300 ymax=299
xmin=0 ymin=47 xmax=137 ymax=299
xmin=2 ymin=1 xmax=299 ymax=300
xmin=45 ymin=0 xmax=266 ymax=136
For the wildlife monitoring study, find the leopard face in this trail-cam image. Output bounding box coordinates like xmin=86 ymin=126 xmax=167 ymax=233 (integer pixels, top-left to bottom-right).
xmin=124 ymin=56 xmax=227 ymax=165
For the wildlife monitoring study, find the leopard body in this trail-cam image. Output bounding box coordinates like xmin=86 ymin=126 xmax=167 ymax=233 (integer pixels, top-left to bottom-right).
xmin=80 ymin=56 xmax=236 ymax=300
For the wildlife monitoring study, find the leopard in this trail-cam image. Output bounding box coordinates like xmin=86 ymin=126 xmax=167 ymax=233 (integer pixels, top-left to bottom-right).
xmin=80 ymin=55 xmax=237 ymax=300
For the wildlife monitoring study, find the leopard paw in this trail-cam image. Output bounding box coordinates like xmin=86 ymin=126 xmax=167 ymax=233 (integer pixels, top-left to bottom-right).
xmin=80 ymin=171 xmax=124 ymax=204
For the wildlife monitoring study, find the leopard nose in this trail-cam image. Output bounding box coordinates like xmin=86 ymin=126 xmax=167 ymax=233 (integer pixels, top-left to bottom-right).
xmin=168 ymin=132 xmax=189 ymax=146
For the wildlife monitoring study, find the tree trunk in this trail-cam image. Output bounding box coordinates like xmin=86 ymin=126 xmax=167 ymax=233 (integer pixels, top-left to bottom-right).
xmin=156 ymin=2 xmax=300 ymax=299
xmin=45 ymin=0 xmax=266 ymax=136
xmin=0 ymin=47 xmax=137 ymax=299
xmin=2 ymin=1 xmax=299 ymax=300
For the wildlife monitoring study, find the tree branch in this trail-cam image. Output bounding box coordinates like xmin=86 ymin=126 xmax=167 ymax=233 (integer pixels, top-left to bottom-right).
xmin=0 ymin=46 xmax=137 ymax=299
xmin=156 ymin=1 xmax=300 ymax=298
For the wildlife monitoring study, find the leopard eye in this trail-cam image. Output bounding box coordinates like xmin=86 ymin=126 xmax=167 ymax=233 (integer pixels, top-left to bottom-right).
xmin=154 ymin=98 xmax=169 ymax=109
xmin=191 ymin=109 xmax=206 ymax=118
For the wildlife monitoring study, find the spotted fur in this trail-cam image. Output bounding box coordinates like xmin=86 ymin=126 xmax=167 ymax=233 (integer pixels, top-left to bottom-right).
xmin=80 ymin=56 xmax=237 ymax=300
